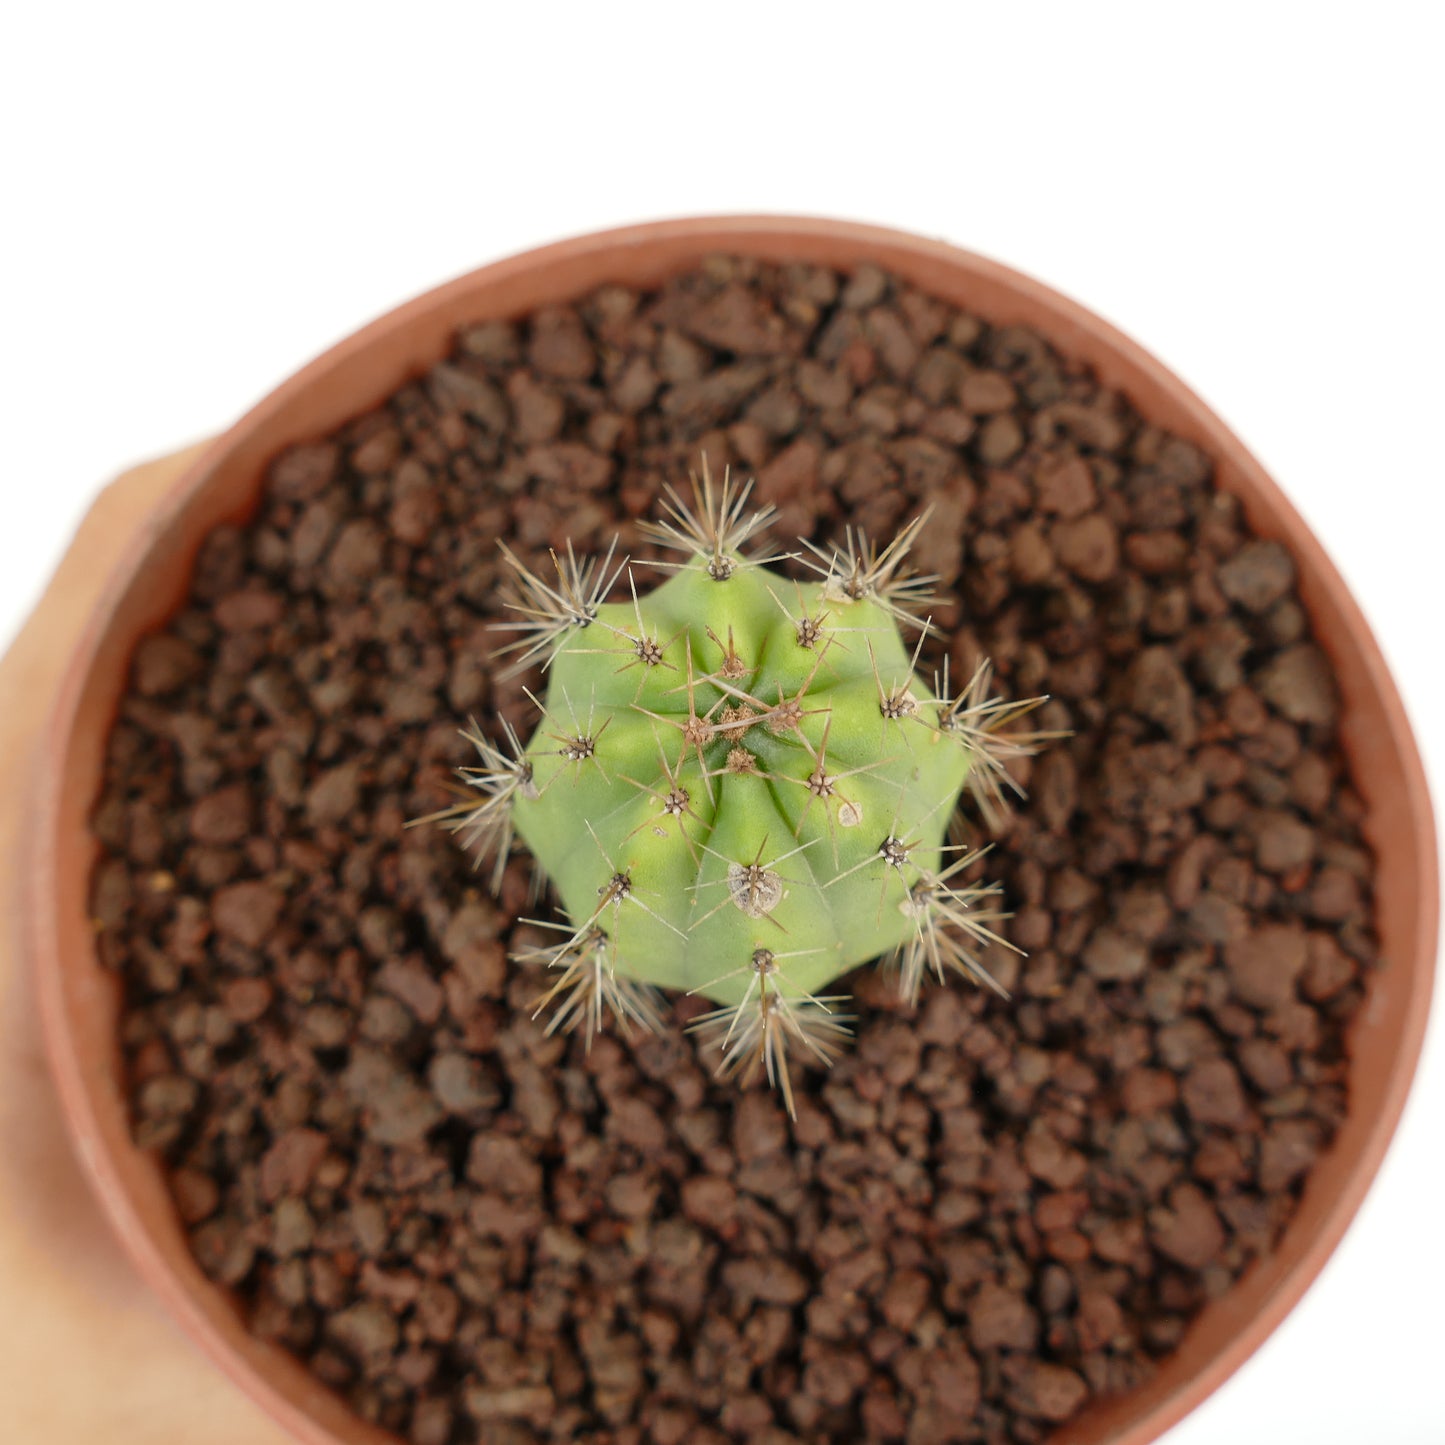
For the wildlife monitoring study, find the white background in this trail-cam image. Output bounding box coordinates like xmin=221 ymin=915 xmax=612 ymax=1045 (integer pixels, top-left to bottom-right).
xmin=3 ymin=4 xmax=1442 ymax=1443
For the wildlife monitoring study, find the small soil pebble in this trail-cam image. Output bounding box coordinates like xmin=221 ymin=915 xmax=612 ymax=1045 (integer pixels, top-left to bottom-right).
xmin=94 ymin=259 xmax=1375 ymax=1444
xmin=1218 ymin=540 xmax=1296 ymax=613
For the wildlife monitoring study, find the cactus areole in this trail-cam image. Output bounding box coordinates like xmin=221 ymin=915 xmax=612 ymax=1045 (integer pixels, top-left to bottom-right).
xmin=431 ymin=467 xmax=1050 ymax=1113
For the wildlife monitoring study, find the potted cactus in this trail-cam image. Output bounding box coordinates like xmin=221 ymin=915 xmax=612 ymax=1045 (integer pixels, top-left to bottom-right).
xmin=423 ymin=466 xmax=1047 ymax=1112
xmin=25 ymin=218 xmax=1436 ymax=1445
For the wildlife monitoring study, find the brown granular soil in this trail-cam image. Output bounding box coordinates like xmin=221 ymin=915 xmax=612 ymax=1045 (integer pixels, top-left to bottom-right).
xmin=92 ymin=256 xmax=1376 ymax=1445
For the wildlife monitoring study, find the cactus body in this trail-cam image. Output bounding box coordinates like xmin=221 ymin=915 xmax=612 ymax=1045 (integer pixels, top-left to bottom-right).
xmin=515 ymin=558 xmax=969 ymax=1005
xmin=433 ymin=470 xmax=1050 ymax=1111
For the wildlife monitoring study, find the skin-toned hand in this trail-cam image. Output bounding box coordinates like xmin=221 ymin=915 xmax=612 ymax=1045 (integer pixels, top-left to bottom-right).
xmin=0 ymin=446 xmax=293 ymax=1443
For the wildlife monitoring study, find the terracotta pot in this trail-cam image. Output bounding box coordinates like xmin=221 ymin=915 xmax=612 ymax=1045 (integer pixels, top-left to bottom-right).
xmin=27 ymin=217 xmax=1439 ymax=1445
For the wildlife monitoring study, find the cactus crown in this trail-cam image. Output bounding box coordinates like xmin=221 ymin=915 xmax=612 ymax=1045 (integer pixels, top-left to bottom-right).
xmin=422 ymin=463 xmax=1052 ymax=1113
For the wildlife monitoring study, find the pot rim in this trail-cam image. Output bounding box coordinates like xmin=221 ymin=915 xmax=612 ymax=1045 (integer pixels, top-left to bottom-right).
xmin=29 ymin=213 xmax=1440 ymax=1445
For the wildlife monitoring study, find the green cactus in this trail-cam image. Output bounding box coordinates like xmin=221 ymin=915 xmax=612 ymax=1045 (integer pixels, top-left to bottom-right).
xmin=426 ymin=465 xmax=1051 ymax=1114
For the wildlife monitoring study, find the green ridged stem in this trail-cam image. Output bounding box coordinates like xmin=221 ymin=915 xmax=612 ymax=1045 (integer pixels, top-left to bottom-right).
xmin=511 ymin=556 xmax=972 ymax=1007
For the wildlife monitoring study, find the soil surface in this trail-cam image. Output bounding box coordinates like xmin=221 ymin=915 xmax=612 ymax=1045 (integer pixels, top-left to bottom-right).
xmin=92 ymin=257 xmax=1376 ymax=1444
